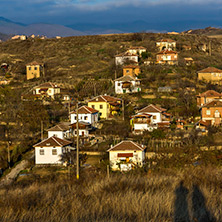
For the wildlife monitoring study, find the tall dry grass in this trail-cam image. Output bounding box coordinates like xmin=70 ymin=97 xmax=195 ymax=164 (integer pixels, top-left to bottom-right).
xmin=0 ymin=166 xmax=221 ymax=222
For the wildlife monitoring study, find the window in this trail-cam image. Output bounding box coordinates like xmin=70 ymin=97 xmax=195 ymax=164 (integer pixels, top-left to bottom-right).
xmin=52 ymin=148 xmax=57 ymax=155
xmin=29 ymin=67 xmax=31 ymax=70
xmin=92 ymin=105 xmax=95 ymax=109
xmin=126 ymin=70 xmax=130 ymax=73
xmin=206 ymin=110 xmax=211 ymax=115
xmin=153 ymin=115 xmax=157 ymax=119
xmin=84 ymin=116 xmax=88 ymax=120
xmin=100 ymin=105 xmax=103 ymax=109
xmin=118 ymin=83 xmax=121 ymax=86
xmin=39 ymin=149 xmax=44 ymax=155
xmin=34 ymin=67 xmax=37 ymax=70
xmin=74 ymin=116 xmax=77 ymax=120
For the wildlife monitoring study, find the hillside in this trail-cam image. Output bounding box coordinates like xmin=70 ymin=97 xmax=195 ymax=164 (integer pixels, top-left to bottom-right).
xmin=182 ymin=27 xmax=222 ymax=37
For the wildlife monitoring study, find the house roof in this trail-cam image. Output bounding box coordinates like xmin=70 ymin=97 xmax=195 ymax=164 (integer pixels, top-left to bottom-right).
xmin=196 ymin=120 xmax=210 ymax=127
xmin=115 ymin=75 xmax=138 ymax=81
xmin=47 ymin=123 xmax=70 ymax=132
xmin=26 ymin=61 xmax=43 ymax=66
xmin=107 ymin=141 xmax=145 ymax=152
xmin=123 ymin=65 xmax=139 ymax=69
xmin=202 ymin=100 xmax=222 ymax=108
xmin=115 ymin=52 xmax=138 ymax=57
xmin=198 ymin=67 xmax=222 ymax=73
xmin=70 ymin=105 xmax=99 ymax=114
xmin=69 ymin=121 xmax=91 ymax=129
xmin=137 ymin=104 xmax=166 ymax=113
xmin=33 ymin=136 xmax=72 ymax=147
xmin=88 ymin=95 xmax=122 ymax=103
xmin=198 ymin=90 xmax=222 ymax=98
xmin=131 ymin=113 xmax=152 ymax=118
xmin=184 ymin=57 xmax=193 ymax=61
xmin=157 ymin=39 xmax=176 ymax=43
xmin=34 ymin=82 xmax=59 ymax=89
xmin=157 ymin=49 xmax=178 ymax=55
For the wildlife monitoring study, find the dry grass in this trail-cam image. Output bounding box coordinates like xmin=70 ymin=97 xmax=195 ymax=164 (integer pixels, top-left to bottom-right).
xmin=0 ymin=166 xmax=221 ymax=222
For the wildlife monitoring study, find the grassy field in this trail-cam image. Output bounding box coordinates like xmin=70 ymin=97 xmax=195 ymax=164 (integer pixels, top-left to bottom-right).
xmin=0 ymin=166 xmax=221 ymax=222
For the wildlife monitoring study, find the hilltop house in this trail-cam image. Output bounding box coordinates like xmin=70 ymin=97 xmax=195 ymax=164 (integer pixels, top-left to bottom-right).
xmin=70 ymin=105 xmax=99 ymax=127
xmin=114 ymin=75 xmax=141 ymax=94
xmin=156 ymin=39 xmax=176 ymax=51
xmin=115 ymin=52 xmax=138 ymax=66
xmin=201 ymin=100 xmax=222 ymax=126
xmin=196 ymin=90 xmax=222 ymax=107
xmin=47 ymin=123 xmax=70 ymax=140
xmin=34 ymin=136 xmax=72 ymax=165
xmin=197 ymin=67 xmax=222 ymax=84
xmin=33 ymin=82 xmax=60 ymax=99
xmin=156 ymin=49 xmax=178 ymax=65
xmin=127 ymin=46 xmax=146 ymax=55
xmin=26 ymin=61 xmax=44 ymax=80
xmin=123 ymin=65 xmax=140 ymax=77
xmin=107 ymin=141 xmax=146 ymax=171
xmin=88 ymin=95 xmax=122 ymax=119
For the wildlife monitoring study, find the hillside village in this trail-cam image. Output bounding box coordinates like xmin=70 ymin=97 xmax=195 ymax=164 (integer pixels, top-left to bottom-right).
xmin=0 ymin=32 xmax=222 ymax=178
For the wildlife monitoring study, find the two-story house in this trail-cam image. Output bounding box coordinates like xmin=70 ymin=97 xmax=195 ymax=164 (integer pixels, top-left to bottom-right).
xmin=201 ymin=100 xmax=222 ymax=126
xmin=156 ymin=49 xmax=178 ymax=65
xmin=197 ymin=67 xmax=222 ymax=84
xmin=33 ymin=82 xmax=60 ymax=99
xmin=123 ymin=65 xmax=140 ymax=77
xmin=107 ymin=141 xmax=146 ymax=171
xmin=88 ymin=95 xmax=122 ymax=119
xmin=26 ymin=61 xmax=44 ymax=80
xmin=114 ymin=75 xmax=141 ymax=94
xmin=196 ymin=90 xmax=222 ymax=107
xmin=47 ymin=123 xmax=70 ymax=140
xmin=70 ymin=105 xmax=99 ymax=127
xmin=156 ymin=39 xmax=176 ymax=51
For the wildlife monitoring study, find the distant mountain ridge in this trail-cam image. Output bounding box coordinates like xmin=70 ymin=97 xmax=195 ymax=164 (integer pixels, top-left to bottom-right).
xmin=182 ymin=27 xmax=222 ymax=36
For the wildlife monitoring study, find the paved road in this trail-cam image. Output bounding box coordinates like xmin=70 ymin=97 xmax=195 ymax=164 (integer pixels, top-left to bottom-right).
xmin=0 ymin=160 xmax=29 ymax=186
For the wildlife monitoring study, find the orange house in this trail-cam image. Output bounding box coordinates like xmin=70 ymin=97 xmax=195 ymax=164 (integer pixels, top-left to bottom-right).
xmin=197 ymin=90 xmax=222 ymax=107
xmin=201 ymin=100 xmax=222 ymax=126
xmin=156 ymin=49 xmax=178 ymax=65
xmin=123 ymin=65 xmax=140 ymax=77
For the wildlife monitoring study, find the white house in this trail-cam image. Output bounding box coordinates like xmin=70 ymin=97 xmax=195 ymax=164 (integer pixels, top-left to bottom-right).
xmin=34 ymin=136 xmax=72 ymax=165
xmin=70 ymin=105 xmax=99 ymax=127
xmin=114 ymin=75 xmax=141 ymax=94
xmin=156 ymin=39 xmax=176 ymax=51
xmin=131 ymin=113 xmax=155 ymax=134
xmin=70 ymin=121 xmax=92 ymax=137
xmin=47 ymin=123 xmax=70 ymax=139
xmin=33 ymin=82 xmax=60 ymax=99
xmin=127 ymin=46 xmax=146 ymax=55
xmin=107 ymin=141 xmax=146 ymax=171
xmin=115 ymin=52 xmax=138 ymax=66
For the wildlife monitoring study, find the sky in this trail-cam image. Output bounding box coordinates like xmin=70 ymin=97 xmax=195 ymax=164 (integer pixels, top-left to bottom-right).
xmin=1 ymin=0 xmax=222 ymax=31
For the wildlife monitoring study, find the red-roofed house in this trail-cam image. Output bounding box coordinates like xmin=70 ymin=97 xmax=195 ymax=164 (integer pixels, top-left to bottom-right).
xmin=107 ymin=141 xmax=146 ymax=171
xmin=70 ymin=105 xmax=99 ymax=127
xmin=156 ymin=49 xmax=178 ymax=65
xmin=156 ymin=39 xmax=176 ymax=51
xmin=34 ymin=136 xmax=72 ymax=165
xmin=197 ymin=90 xmax=222 ymax=107
xmin=198 ymin=67 xmax=222 ymax=84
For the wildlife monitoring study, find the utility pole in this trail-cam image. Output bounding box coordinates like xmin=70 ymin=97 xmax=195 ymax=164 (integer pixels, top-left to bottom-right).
xmin=76 ymin=101 xmax=80 ymax=180
xmin=94 ymin=82 xmax=97 ymax=96
xmin=115 ymin=70 xmax=117 ymax=79
xmin=41 ymin=121 xmax=44 ymax=141
xmin=7 ymin=141 xmax=11 ymax=169
xmin=122 ymin=99 xmax=124 ymax=121
xmin=209 ymin=40 xmax=212 ymax=56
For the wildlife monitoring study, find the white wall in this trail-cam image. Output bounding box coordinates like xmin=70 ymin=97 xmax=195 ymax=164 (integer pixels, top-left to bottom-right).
xmin=138 ymin=112 xmax=162 ymax=123
xmin=35 ymin=146 xmax=63 ymax=164
xmin=115 ymin=55 xmax=138 ymax=65
xmin=70 ymin=113 xmax=98 ymax=126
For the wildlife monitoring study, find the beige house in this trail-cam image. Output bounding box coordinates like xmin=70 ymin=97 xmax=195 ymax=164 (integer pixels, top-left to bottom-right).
xmin=156 ymin=49 xmax=178 ymax=65
xmin=197 ymin=67 xmax=222 ymax=84
xmin=33 ymin=82 xmax=60 ymax=99
xmin=127 ymin=46 xmax=146 ymax=55
xmin=156 ymin=39 xmax=176 ymax=51
xmin=26 ymin=61 xmax=44 ymax=80
xmin=107 ymin=141 xmax=146 ymax=171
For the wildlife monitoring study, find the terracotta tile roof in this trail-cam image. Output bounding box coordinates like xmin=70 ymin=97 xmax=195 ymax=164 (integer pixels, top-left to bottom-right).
xmin=157 ymin=122 xmax=170 ymax=127
xmin=198 ymin=90 xmax=222 ymax=98
xmin=137 ymin=104 xmax=166 ymax=113
xmin=47 ymin=123 xmax=70 ymax=132
xmin=26 ymin=61 xmax=43 ymax=66
xmin=107 ymin=141 xmax=145 ymax=152
xmin=34 ymin=82 xmax=59 ymax=89
xmin=157 ymin=49 xmax=178 ymax=55
xmin=131 ymin=113 xmax=152 ymax=118
xmin=70 ymin=121 xmax=91 ymax=129
xmin=196 ymin=120 xmax=210 ymax=127
xmin=88 ymin=95 xmax=122 ymax=103
xmin=198 ymin=67 xmax=222 ymax=73
xmin=33 ymin=136 xmax=72 ymax=147
xmin=70 ymin=105 xmax=99 ymax=114
xmin=115 ymin=75 xmax=138 ymax=81
xmin=123 ymin=65 xmax=139 ymax=69
xmin=203 ymin=100 xmax=222 ymax=107
xmin=115 ymin=52 xmax=138 ymax=57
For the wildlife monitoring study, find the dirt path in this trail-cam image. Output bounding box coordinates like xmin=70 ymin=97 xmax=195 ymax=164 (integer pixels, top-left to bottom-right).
xmin=0 ymin=160 xmax=29 ymax=186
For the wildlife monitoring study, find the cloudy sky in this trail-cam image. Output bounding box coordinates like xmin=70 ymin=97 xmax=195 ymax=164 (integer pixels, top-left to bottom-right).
xmin=1 ymin=0 xmax=222 ymax=31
